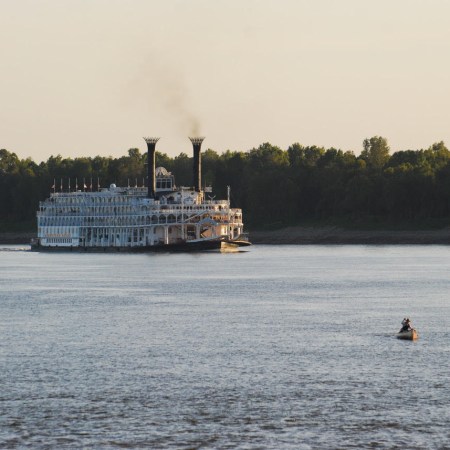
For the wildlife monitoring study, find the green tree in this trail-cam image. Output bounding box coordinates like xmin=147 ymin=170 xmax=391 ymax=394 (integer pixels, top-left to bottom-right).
xmin=424 ymin=141 xmax=450 ymax=171
xmin=249 ymin=143 xmax=289 ymax=169
xmin=0 ymin=149 xmax=20 ymax=174
xmin=171 ymin=153 xmax=192 ymax=187
xmin=202 ymin=149 xmax=220 ymax=188
xmin=361 ymin=136 xmax=390 ymax=169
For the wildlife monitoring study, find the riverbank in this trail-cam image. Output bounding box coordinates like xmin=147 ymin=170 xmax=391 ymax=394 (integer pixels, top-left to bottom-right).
xmin=249 ymin=226 xmax=450 ymax=245
xmin=2 ymin=227 xmax=450 ymax=245
xmin=0 ymin=232 xmax=35 ymax=245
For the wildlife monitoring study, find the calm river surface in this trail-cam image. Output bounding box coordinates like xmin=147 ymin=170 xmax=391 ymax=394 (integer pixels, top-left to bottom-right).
xmin=1 ymin=245 xmax=450 ymax=449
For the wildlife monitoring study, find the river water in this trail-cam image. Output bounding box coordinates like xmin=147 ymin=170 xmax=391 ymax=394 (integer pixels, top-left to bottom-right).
xmin=1 ymin=245 xmax=449 ymax=449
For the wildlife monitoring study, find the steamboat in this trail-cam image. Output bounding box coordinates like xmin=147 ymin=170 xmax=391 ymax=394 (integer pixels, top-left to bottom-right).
xmin=32 ymin=137 xmax=251 ymax=252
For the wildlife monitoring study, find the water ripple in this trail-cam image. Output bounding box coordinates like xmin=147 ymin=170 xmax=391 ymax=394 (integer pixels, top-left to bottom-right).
xmin=1 ymin=245 xmax=450 ymax=448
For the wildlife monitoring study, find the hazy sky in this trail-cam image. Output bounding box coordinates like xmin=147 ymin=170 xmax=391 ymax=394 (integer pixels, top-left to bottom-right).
xmin=1 ymin=0 xmax=449 ymax=161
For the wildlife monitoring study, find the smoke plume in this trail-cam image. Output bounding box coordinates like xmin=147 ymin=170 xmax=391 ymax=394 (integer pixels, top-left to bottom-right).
xmin=130 ymin=57 xmax=202 ymax=137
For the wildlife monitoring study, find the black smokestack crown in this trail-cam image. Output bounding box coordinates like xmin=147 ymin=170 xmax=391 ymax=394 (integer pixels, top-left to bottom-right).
xmin=189 ymin=137 xmax=205 ymax=192
xmin=143 ymin=137 xmax=160 ymax=198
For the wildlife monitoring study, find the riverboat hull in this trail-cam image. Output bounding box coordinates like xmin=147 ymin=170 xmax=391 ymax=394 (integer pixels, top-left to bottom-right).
xmin=30 ymin=237 xmax=251 ymax=253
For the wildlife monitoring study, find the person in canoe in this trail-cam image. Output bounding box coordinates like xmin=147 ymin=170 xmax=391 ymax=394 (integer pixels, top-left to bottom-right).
xmin=400 ymin=317 xmax=412 ymax=332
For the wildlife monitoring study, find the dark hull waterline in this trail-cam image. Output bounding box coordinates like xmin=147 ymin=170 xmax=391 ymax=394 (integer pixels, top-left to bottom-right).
xmin=31 ymin=238 xmax=251 ymax=253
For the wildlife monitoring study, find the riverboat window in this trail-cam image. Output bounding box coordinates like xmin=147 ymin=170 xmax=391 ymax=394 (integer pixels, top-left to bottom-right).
xmin=156 ymin=177 xmax=173 ymax=190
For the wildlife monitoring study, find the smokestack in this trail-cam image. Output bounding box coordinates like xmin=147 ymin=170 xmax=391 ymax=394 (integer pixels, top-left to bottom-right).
xmin=189 ymin=137 xmax=205 ymax=192
xmin=143 ymin=137 xmax=160 ymax=198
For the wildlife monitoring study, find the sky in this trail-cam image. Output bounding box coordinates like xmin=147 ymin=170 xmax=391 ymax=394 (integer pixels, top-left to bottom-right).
xmin=1 ymin=0 xmax=449 ymax=162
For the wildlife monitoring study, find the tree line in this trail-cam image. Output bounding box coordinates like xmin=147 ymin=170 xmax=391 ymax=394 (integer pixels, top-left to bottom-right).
xmin=1 ymin=136 xmax=450 ymax=230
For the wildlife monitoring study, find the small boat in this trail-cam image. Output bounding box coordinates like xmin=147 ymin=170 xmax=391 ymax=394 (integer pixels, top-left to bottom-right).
xmin=396 ymin=329 xmax=418 ymax=340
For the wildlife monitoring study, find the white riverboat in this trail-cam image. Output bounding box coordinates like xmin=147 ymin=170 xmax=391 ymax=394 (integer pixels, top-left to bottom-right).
xmin=32 ymin=137 xmax=251 ymax=252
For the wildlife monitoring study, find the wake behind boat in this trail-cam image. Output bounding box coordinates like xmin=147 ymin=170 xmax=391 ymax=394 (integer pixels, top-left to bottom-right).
xmin=32 ymin=137 xmax=251 ymax=253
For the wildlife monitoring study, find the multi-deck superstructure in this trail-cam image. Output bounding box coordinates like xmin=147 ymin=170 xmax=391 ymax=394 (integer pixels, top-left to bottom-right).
xmin=32 ymin=138 xmax=250 ymax=252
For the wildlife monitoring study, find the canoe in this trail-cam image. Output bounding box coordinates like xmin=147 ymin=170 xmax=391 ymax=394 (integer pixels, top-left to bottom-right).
xmin=396 ymin=329 xmax=418 ymax=340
